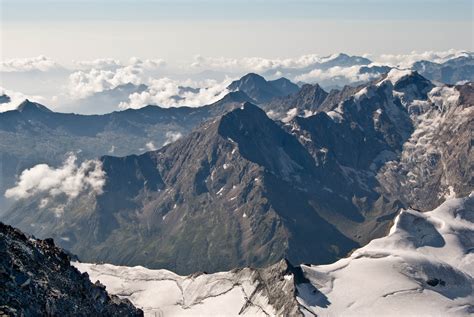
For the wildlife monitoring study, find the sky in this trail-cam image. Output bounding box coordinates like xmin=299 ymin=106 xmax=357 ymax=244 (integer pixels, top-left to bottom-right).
xmin=1 ymin=0 xmax=472 ymax=66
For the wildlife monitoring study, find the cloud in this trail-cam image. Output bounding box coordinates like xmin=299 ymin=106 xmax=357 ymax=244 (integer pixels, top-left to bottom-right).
xmin=190 ymin=53 xmax=343 ymax=73
xmin=74 ymin=57 xmax=166 ymax=71
xmin=0 ymin=55 xmax=60 ymax=72
xmin=5 ymin=154 xmax=105 ymax=200
xmin=119 ymin=77 xmax=231 ymax=109
xmin=128 ymin=57 xmax=166 ymax=70
xmin=0 ymin=87 xmax=47 ymax=112
xmin=68 ymin=65 xmax=144 ymax=99
xmin=74 ymin=58 xmax=122 ymax=70
xmin=370 ymin=49 xmax=469 ymax=68
xmin=163 ymin=131 xmax=183 ymax=146
xmin=67 ymin=58 xmax=167 ymax=99
xmin=145 ymin=141 xmax=157 ymax=151
xmin=295 ymin=65 xmax=379 ymax=84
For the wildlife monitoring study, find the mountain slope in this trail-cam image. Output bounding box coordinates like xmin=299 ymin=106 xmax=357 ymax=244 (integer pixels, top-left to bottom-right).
xmin=299 ymin=194 xmax=474 ymax=316
xmin=74 ymin=194 xmax=474 ymax=316
xmin=5 ymin=103 xmax=359 ymax=274
xmin=0 ymin=222 xmax=142 ymax=316
xmin=0 ymin=91 xmax=251 ymax=211
xmin=4 ymin=72 xmax=473 ymax=275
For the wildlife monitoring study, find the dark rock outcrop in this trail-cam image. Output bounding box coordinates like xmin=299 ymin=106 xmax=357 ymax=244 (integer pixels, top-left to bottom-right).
xmin=0 ymin=222 xmax=143 ymax=316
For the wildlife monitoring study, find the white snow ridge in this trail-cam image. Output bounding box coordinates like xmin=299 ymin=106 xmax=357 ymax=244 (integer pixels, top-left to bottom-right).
xmin=75 ymin=194 xmax=474 ymax=316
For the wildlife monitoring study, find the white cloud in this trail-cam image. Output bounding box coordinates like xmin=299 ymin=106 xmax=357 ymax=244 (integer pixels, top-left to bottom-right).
xmin=5 ymin=154 xmax=105 ymax=200
xmin=74 ymin=58 xmax=122 ymax=70
xmin=145 ymin=141 xmax=157 ymax=151
xmin=128 ymin=57 xmax=166 ymax=70
xmin=190 ymin=53 xmax=342 ymax=73
xmin=295 ymin=65 xmax=378 ymax=84
xmin=68 ymin=65 xmax=144 ymax=99
xmin=0 ymin=55 xmax=60 ymax=72
xmin=119 ymin=77 xmax=231 ymax=109
xmin=74 ymin=57 xmax=166 ymax=71
xmin=163 ymin=131 xmax=183 ymax=146
xmin=370 ymin=49 xmax=469 ymax=68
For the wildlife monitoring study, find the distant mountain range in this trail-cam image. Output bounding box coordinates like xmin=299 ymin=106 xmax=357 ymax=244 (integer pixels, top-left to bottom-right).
xmin=3 ymin=70 xmax=472 ymax=275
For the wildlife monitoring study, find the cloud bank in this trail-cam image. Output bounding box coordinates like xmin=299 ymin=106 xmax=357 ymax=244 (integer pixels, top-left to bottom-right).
xmin=0 ymin=55 xmax=60 ymax=72
xmin=294 ymin=65 xmax=380 ymax=85
xmin=1 ymin=50 xmax=470 ymax=113
xmin=119 ymin=78 xmax=231 ymax=109
xmin=369 ymin=49 xmax=470 ymax=68
xmin=68 ymin=66 xmax=144 ymax=99
xmin=5 ymin=154 xmax=105 ymax=200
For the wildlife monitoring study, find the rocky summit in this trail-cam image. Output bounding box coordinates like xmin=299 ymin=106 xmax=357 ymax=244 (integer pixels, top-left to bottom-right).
xmin=0 ymin=222 xmax=143 ymax=316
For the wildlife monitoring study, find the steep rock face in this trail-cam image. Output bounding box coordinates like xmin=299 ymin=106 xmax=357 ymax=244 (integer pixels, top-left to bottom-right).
xmin=378 ymin=82 xmax=474 ymax=210
xmin=0 ymin=222 xmax=142 ymax=316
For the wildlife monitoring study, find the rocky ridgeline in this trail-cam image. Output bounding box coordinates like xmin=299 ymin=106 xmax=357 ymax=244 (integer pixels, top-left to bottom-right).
xmin=0 ymin=222 xmax=142 ymax=316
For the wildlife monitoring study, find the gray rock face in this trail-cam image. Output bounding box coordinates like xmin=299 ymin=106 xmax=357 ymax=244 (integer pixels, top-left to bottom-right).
xmin=378 ymin=82 xmax=474 ymax=210
xmin=0 ymin=222 xmax=142 ymax=316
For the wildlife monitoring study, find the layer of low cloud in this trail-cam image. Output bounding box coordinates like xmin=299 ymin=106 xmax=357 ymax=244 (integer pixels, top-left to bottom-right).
xmin=368 ymin=49 xmax=469 ymax=68
xmin=0 ymin=55 xmax=60 ymax=72
xmin=190 ymin=54 xmax=340 ymax=73
xmin=74 ymin=57 xmax=166 ymax=71
xmin=1 ymin=50 xmax=470 ymax=112
xmin=5 ymin=154 xmax=105 ymax=200
xmin=119 ymin=77 xmax=231 ymax=109
xmin=68 ymin=66 xmax=144 ymax=99
xmin=295 ymin=65 xmax=379 ymax=85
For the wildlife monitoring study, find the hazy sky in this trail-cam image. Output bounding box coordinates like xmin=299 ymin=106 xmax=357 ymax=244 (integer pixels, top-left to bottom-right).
xmin=1 ymin=0 xmax=473 ymax=65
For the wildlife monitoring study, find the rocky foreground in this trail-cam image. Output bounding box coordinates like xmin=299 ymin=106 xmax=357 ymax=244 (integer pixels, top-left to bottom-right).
xmin=0 ymin=222 xmax=143 ymax=316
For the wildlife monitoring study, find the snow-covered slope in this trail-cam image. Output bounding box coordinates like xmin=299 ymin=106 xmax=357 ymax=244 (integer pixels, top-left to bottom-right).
xmin=74 ymin=258 xmax=305 ymax=316
xmin=299 ymin=193 xmax=474 ymax=316
xmin=74 ymin=194 xmax=474 ymax=316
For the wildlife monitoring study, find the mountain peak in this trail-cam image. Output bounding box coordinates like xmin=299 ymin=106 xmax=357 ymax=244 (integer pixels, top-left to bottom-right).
xmin=227 ymin=73 xmax=299 ymax=103
xmin=16 ymin=99 xmax=52 ymax=113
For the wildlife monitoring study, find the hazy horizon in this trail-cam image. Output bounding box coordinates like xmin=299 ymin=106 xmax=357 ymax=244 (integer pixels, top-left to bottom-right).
xmin=1 ymin=0 xmax=472 ymax=64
